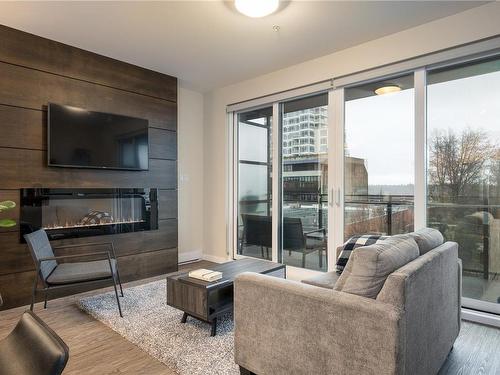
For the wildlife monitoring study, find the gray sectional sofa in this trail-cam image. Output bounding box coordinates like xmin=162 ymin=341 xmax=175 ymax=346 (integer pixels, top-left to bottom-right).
xmin=234 ymin=228 xmax=461 ymax=375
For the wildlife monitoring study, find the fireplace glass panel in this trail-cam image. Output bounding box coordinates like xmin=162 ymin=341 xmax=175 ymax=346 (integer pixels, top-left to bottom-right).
xmin=20 ymin=188 xmax=158 ymax=241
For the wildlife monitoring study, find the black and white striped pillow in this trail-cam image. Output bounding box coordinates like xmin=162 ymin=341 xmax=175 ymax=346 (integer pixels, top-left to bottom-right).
xmin=336 ymin=234 xmax=388 ymax=274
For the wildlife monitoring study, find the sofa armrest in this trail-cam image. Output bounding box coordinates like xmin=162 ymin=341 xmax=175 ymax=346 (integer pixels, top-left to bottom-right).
xmin=234 ymin=272 xmax=404 ymax=375
xmin=376 ymin=241 xmax=460 ymax=375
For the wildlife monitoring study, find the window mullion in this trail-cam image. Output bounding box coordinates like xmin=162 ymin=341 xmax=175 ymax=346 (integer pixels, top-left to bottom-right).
xmin=329 ymin=88 xmax=344 ymax=272
xmin=271 ymin=102 xmax=280 ymax=263
xmin=414 ymin=68 xmax=427 ymax=230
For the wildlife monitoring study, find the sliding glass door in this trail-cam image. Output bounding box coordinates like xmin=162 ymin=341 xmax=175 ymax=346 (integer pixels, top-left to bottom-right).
xmin=236 ymin=107 xmax=273 ymax=260
xmin=280 ymin=94 xmax=329 ymax=271
xmin=234 ymin=94 xmax=332 ymax=270
xmin=344 ymin=74 xmax=415 ymax=239
xmin=231 ymin=51 xmax=500 ymax=317
xmin=427 ymin=56 xmax=500 ymax=312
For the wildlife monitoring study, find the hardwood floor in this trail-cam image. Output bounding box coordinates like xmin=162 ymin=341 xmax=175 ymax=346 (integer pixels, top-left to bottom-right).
xmin=0 ymin=260 xmax=214 ymax=375
xmin=439 ymin=320 xmax=500 ymax=375
xmin=1 ymin=260 xmax=499 ymax=375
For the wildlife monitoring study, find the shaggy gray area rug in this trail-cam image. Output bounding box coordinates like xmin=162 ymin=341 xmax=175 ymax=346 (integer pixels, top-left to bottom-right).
xmin=78 ymin=279 xmax=239 ymax=375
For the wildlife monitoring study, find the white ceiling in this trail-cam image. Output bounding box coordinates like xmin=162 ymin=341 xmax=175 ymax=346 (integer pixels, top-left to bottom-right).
xmin=0 ymin=1 xmax=487 ymax=92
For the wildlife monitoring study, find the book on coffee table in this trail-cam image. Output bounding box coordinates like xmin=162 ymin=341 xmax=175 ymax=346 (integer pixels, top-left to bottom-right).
xmin=188 ymin=269 xmax=223 ymax=282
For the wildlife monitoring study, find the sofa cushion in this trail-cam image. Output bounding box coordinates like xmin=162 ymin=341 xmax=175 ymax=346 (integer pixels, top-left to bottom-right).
xmin=301 ymin=272 xmax=339 ymax=289
xmin=335 ymin=235 xmax=419 ymax=299
xmin=336 ymin=234 xmax=388 ymax=273
xmin=408 ymin=228 xmax=444 ymax=255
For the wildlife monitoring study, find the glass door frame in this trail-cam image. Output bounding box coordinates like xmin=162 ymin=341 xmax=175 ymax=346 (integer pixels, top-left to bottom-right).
xmin=230 ymin=103 xmax=280 ymax=264
xmin=230 ymin=93 xmax=342 ymax=273
xmin=340 ymin=70 xmax=427 ymax=243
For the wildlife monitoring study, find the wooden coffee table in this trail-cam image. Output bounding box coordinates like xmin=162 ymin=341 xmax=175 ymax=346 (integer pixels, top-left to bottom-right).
xmin=166 ymin=258 xmax=286 ymax=336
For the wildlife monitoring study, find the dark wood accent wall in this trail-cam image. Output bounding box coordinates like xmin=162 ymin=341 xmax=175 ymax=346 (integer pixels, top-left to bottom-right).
xmin=0 ymin=25 xmax=178 ymax=310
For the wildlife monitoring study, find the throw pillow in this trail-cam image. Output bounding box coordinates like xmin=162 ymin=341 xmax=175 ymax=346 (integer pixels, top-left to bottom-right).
xmin=336 ymin=234 xmax=388 ymax=274
xmin=337 ymin=235 xmax=419 ymax=299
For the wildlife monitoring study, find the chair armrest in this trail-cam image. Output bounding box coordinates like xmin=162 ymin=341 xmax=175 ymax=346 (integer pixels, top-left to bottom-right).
xmin=52 ymin=241 xmax=117 ymax=259
xmin=234 ymin=272 xmax=403 ymax=375
xmin=38 ymin=251 xmax=111 ymax=264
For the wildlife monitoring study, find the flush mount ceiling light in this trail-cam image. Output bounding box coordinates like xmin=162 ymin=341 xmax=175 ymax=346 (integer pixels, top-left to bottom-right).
xmin=374 ymin=85 xmax=402 ymax=96
xmin=235 ymin=0 xmax=280 ymax=18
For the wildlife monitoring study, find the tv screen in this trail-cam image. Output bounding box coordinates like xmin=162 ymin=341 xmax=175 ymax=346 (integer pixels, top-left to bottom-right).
xmin=48 ymin=103 xmax=149 ymax=171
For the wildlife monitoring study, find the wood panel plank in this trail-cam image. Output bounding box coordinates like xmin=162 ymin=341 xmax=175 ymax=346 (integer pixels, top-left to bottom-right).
xmin=0 ymin=219 xmax=178 ymax=275
xmin=149 ymin=128 xmax=177 ymax=160
xmin=0 ymin=269 xmax=36 ymax=309
xmin=0 ymin=105 xmax=177 ymax=154
xmin=0 ymin=189 xmax=20 ymax=233
xmin=52 ymin=219 xmax=178 ymax=258
xmin=0 ymin=61 xmax=177 ymax=131
xmin=0 ymin=105 xmax=44 ymax=150
xmin=0 ymin=248 xmax=178 ymax=310
xmin=0 ymin=231 xmax=33 ymax=276
xmin=0 ymin=25 xmax=177 ymax=102
xmin=118 ymin=248 xmax=178 ymax=282
xmin=0 ymin=148 xmax=177 ymax=189
xmin=158 ymin=189 xmax=178 ymax=219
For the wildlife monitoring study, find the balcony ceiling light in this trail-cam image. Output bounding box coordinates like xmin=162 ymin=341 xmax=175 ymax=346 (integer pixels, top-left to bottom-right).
xmin=374 ymin=85 xmax=402 ymax=96
xmin=235 ymin=0 xmax=280 ymax=18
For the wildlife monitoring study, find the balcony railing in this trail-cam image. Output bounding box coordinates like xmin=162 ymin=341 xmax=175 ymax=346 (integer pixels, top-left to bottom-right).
xmin=240 ymin=193 xmax=500 ymax=282
xmin=345 ymin=194 xmax=414 ymax=236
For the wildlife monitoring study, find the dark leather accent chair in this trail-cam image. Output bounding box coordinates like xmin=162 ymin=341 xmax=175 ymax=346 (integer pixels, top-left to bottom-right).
xmin=0 ymin=310 xmax=69 ymax=375
xmin=24 ymin=229 xmax=124 ymax=317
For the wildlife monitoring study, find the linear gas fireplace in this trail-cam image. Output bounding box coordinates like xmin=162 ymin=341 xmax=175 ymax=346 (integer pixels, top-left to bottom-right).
xmin=20 ymin=188 xmax=158 ymax=241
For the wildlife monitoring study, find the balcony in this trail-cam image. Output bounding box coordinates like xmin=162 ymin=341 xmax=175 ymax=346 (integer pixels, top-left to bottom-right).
xmin=239 ymin=193 xmax=500 ymax=304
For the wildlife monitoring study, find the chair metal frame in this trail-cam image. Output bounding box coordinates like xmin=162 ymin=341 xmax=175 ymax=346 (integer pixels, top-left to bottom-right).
xmin=29 ymin=241 xmax=124 ymax=317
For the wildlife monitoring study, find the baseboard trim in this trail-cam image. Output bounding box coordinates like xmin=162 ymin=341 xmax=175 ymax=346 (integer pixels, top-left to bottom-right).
xmin=462 ymin=308 xmax=500 ymax=328
xmin=178 ymin=250 xmax=202 ymax=264
xmin=201 ymin=254 xmax=231 ymax=264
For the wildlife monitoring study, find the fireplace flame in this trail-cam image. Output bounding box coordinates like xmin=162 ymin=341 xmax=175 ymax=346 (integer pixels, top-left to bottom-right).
xmin=43 ymin=218 xmax=146 ymax=230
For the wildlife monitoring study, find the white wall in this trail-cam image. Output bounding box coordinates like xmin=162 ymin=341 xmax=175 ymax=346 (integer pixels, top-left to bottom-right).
xmin=202 ymin=2 xmax=500 ymax=262
xmin=178 ymin=85 xmax=204 ymax=262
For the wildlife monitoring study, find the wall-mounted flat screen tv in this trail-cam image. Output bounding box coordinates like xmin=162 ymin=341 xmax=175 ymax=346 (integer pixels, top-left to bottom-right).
xmin=48 ymin=103 xmax=149 ymax=171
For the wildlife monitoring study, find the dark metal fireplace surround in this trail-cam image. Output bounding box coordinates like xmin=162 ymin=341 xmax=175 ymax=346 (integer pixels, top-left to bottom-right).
xmin=20 ymin=188 xmax=158 ymax=242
